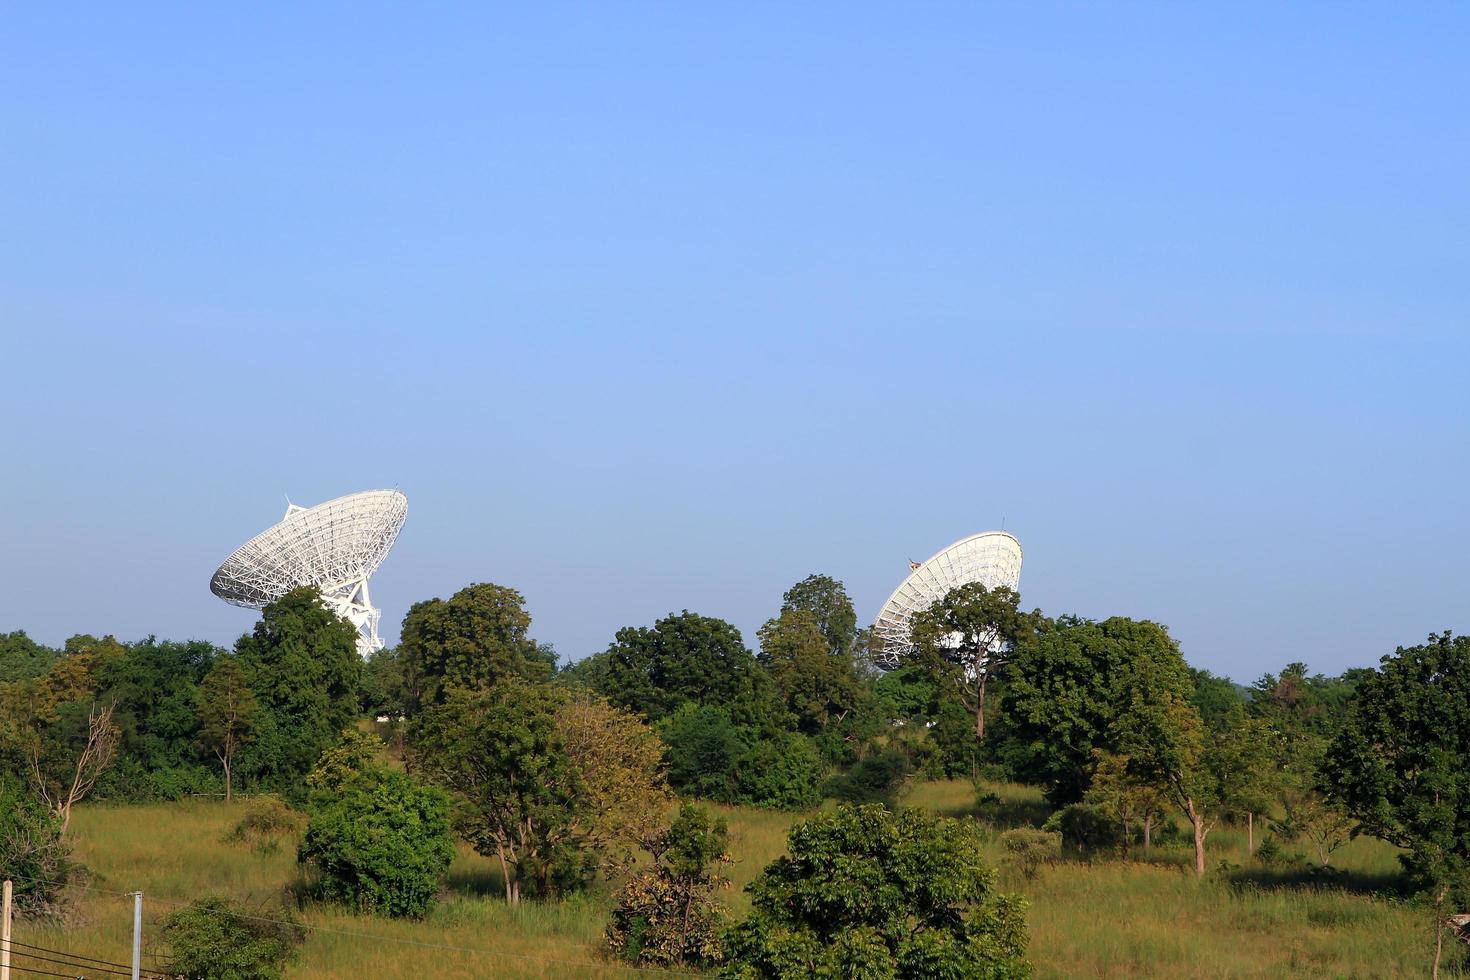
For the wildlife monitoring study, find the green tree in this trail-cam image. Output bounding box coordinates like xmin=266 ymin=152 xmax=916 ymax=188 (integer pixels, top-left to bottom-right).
xmin=724 ymin=804 xmax=1030 ymax=979
xmin=412 ymin=680 xmax=671 ymax=902
xmin=298 ymin=767 xmax=456 ymax=918
xmin=780 ymin=574 xmax=858 ymax=659
xmin=399 ymin=583 xmax=554 ymax=712
xmin=359 ymin=645 xmax=406 ymax=719
xmin=663 ymin=704 xmax=747 ymax=802
xmin=305 ymin=728 xmax=384 ymax=799
xmin=757 ymin=609 xmax=867 ymax=736
xmin=1082 ymin=750 xmax=1168 ymax=852
xmin=233 ymin=587 xmax=361 ymax=795
xmin=1324 ymin=632 xmax=1470 ymax=977
xmin=160 ymin=896 xmax=305 ymax=980
xmin=909 ymin=583 xmax=1033 ymax=742
xmin=93 ymin=638 xmax=218 ymax=799
xmin=0 ymin=631 xmax=57 ymax=682
xmin=1110 ymin=637 xmax=1275 ymax=877
xmin=558 ymin=690 xmax=674 ymax=871
xmin=0 ymin=652 xmax=120 ymax=833
xmin=196 ymin=655 xmax=261 ymax=802
xmin=1000 ymin=616 xmax=1172 ymax=803
xmin=0 ymin=782 xmax=73 ymax=917
xmin=410 ymin=679 xmax=623 ymax=903
xmin=1190 ymin=668 xmax=1246 ymax=734
xmin=592 ymin=611 xmax=777 ymax=727
xmin=607 ymin=802 xmax=732 ymax=968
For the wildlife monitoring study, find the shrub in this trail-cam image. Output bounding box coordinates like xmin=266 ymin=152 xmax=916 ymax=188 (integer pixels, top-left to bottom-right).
xmin=160 ymin=896 xmax=304 ymax=980
xmin=1043 ymin=803 xmax=1122 ymax=852
xmin=724 ymin=803 xmax=1030 ymax=978
xmin=298 ymin=768 xmax=455 ymax=917
xmin=999 ymin=828 xmax=1061 ymax=880
xmin=607 ymin=803 xmax=731 ymax=968
xmin=0 ymin=784 xmax=73 ymax=917
xmin=823 ymin=750 xmax=912 ymax=807
xmin=229 ymin=794 xmax=303 ymax=847
xmin=662 ymin=704 xmax=746 ymax=802
xmin=305 ymin=728 xmax=384 ymax=799
xmin=736 ymin=732 xmax=823 ymax=810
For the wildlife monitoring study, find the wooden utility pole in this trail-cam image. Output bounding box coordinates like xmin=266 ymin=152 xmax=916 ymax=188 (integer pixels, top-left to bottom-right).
xmin=2 ymin=878 xmax=12 ymax=980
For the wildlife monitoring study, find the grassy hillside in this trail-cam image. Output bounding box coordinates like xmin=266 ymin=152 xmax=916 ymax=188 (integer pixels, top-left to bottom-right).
xmin=6 ymin=783 xmax=1440 ymax=978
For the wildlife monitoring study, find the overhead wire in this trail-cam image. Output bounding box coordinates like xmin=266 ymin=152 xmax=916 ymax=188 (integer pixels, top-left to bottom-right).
xmin=8 ymin=948 xmax=135 ymax=978
xmin=5 ymin=938 xmax=166 ymax=975
xmin=6 ymin=964 xmax=93 ymax=979
xmin=3 ymin=940 xmax=170 ymax=980
xmin=0 ymin=869 xmax=707 ymax=978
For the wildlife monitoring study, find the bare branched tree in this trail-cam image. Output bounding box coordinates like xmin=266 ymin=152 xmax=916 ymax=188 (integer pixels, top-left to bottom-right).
xmin=29 ymin=701 xmax=119 ymax=834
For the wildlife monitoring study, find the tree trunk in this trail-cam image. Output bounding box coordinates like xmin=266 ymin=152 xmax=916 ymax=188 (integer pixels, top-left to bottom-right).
xmin=1143 ymin=813 xmax=1153 ymax=849
xmin=223 ymin=752 xmax=233 ymax=803
xmin=1432 ymin=885 xmax=1448 ymax=980
xmin=975 ymin=675 xmax=987 ymax=741
xmin=1186 ymin=798 xmax=1207 ymax=876
xmin=1247 ymin=811 xmax=1253 ymax=854
xmin=497 ymin=845 xmax=515 ymax=905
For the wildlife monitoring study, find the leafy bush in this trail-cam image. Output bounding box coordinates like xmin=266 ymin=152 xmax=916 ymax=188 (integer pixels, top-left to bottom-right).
xmin=298 ymin=768 xmax=455 ymax=917
xmin=737 ymin=733 xmax=823 ymax=811
xmin=160 ymin=896 xmax=304 ymax=980
xmin=823 ymin=750 xmax=912 ymax=807
xmin=663 ymin=704 xmax=746 ymax=802
xmin=999 ymin=828 xmax=1061 ymax=880
xmin=723 ymin=803 xmax=1030 ymax=979
xmin=305 ymin=728 xmax=384 ymax=799
xmin=0 ymin=784 xmax=73 ymax=917
xmin=663 ymin=706 xmax=823 ymax=810
xmin=607 ymin=803 xmax=730 ymax=968
xmin=1043 ymin=803 xmax=1122 ymax=852
xmin=229 ymin=794 xmax=303 ymax=845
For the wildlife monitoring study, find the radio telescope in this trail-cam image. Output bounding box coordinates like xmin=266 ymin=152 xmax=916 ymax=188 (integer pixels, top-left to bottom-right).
xmin=871 ymin=530 xmax=1022 ymax=669
xmin=210 ymin=490 xmax=408 ymax=656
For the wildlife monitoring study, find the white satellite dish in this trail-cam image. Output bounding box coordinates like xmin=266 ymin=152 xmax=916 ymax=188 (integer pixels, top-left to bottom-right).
xmin=210 ymin=489 xmax=408 ymax=656
xmin=871 ymin=530 xmax=1022 ymax=669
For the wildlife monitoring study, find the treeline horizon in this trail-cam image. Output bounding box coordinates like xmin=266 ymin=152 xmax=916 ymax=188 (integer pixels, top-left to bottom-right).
xmin=3 ymin=571 xmax=1468 ymax=975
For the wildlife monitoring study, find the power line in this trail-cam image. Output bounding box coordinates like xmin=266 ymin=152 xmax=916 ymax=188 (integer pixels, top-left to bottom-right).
xmin=7 ymin=964 xmax=92 ymax=979
xmin=4 ymin=940 xmax=169 ymax=979
xmin=5 ymin=939 xmax=161 ymax=974
xmin=2 ymin=870 xmax=706 ymax=978
xmin=10 ymin=948 xmax=134 ymax=978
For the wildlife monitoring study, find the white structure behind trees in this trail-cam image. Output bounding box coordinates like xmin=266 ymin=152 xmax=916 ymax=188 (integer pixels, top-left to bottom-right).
xmin=210 ymin=489 xmax=408 ymax=655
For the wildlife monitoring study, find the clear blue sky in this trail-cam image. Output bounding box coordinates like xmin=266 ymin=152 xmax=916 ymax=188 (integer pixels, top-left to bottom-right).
xmin=2 ymin=4 xmax=1466 ymax=682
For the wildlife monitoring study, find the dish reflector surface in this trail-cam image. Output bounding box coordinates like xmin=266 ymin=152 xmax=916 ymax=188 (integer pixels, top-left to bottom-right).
xmin=871 ymin=530 xmax=1022 ymax=669
xmin=210 ymin=489 xmax=408 ymax=655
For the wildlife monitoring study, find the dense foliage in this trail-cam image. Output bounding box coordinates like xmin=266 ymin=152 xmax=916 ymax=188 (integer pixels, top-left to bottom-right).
xmin=160 ymin=896 xmax=305 ymax=980
xmin=1326 ymin=632 xmax=1470 ymax=906
xmin=399 ymin=582 xmax=555 ymax=712
xmin=724 ymin=803 xmax=1030 ymax=979
xmin=0 ymin=781 xmax=73 ymax=916
xmin=607 ymin=802 xmax=731 ymax=968
xmin=298 ymin=767 xmax=456 ymax=918
xmin=233 ymin=587 xmax=361 ymax=795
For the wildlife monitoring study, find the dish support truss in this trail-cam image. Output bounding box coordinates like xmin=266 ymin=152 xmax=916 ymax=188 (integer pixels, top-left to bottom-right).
xmin=210 ymin=490 xmax=407 ymax=657
xmin=325 ymin=575 xmax=385 ymax=656
xmin=872 ymin=531 xmax=1022 ymax=670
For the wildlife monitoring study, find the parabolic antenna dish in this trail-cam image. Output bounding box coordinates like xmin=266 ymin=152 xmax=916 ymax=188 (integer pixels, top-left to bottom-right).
xmin=210 ymin=489 xmax=408 ymax=656
xmin=871 ymin=530 xmax=1022 ymax=669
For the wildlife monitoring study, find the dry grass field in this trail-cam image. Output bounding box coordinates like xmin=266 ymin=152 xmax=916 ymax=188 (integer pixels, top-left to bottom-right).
xmin=6 ymin=781 xmax=1447 ymax=978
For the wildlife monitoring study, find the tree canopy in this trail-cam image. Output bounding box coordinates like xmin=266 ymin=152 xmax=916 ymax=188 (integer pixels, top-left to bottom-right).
xmin=724 ymin=803 xmax=1030 ymax=979
xmin=1325 ymin=632 xmax=1470 ymax=903
xmin=233 ymin=587 xmax=361 ymax=794
xmin=399 ymin=582 xmax=554 ymax=712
